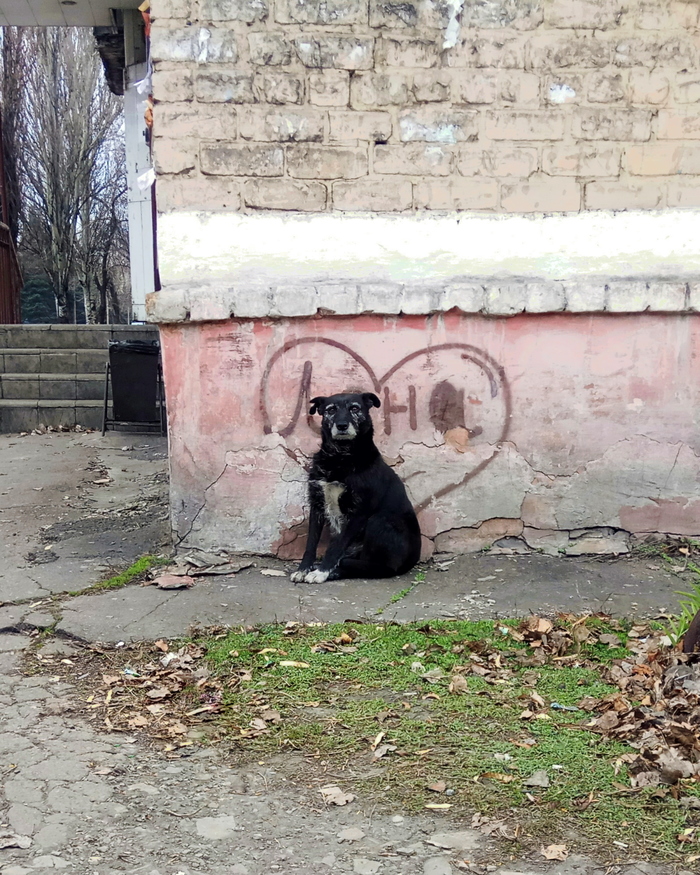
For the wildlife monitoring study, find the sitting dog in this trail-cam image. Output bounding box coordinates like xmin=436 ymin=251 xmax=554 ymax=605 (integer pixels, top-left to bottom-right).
xmin=290 ymin=392 xmax=421 ymax=584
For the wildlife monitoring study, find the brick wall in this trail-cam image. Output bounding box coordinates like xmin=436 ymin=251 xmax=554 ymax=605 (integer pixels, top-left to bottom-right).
xmin=151 ymin=0 xmax=700 ymax=213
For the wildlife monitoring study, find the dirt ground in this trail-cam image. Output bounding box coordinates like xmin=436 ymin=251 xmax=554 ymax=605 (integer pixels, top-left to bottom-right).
xmin=0 ymin=431 xmax=695 ymax=875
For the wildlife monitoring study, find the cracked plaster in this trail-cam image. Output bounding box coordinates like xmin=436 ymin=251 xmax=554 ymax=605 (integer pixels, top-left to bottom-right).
xmin=163 ymin=311 xmax=700 ymax=556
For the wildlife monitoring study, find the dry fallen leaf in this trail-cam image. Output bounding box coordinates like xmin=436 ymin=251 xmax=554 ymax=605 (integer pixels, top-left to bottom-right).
xmin=449 ymin=674 xmax=469 ymax=694
xmin=279 ymin=660 xmax=310 ymax=668
xmin=425 ymin=803 xmax=452 ymax=810
xmin=154 ymin=639 xmax=169 ymax=652
xmin=427 ymin=781 xmax=447 ymax=793
xmin=260 ymin=568 xmax=287 ymax=577
xmin=541 ymin=844 xmax=568 ymax=861
xmin=319 ymin=785 xmax=355 ymax=806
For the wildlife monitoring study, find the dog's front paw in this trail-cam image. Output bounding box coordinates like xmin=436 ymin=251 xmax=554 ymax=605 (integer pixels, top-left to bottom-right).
xmin=290 ymin=570 xmax=308 ymax=583
xmin=304 ymin=569 xmax=330 ymax=584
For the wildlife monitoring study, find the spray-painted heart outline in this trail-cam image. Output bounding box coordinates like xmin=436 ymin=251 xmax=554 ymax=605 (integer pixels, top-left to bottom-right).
xmin=260 ymin=337 xmax=511 ymax=512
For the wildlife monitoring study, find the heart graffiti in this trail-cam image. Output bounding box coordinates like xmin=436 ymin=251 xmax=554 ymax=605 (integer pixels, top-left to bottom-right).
xmin=260 ymin=337 xmax=511 ymax=512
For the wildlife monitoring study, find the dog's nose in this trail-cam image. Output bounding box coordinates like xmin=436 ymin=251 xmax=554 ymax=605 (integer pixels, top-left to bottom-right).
xmin=336 ymin=423 xmax=349 ymax=432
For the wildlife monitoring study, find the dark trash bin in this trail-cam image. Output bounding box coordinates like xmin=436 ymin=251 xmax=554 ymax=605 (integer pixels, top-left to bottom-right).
xmin=102 ymin=339 xmax=166 ymax=435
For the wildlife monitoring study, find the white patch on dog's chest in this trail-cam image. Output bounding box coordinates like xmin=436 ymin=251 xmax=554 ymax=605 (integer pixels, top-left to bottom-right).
xmin=317 ymin=480 xmax=346 ymax=534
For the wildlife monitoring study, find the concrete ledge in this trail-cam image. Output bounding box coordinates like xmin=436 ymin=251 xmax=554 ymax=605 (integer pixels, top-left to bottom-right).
xmin=148 ymin=277 xmax=700 ymax=323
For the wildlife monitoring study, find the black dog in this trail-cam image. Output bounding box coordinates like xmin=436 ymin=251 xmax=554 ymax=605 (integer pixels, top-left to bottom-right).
xmin=290 ymin=392 xmax=421 ymax=584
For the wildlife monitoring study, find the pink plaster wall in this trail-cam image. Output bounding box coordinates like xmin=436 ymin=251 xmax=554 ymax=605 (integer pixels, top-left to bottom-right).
xmin=161 ymin=312 xmax=700 ymax=556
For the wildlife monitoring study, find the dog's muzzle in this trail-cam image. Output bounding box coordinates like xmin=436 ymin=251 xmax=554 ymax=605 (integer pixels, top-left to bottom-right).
xmin=331 ymin=423 xmax=357 ymax=440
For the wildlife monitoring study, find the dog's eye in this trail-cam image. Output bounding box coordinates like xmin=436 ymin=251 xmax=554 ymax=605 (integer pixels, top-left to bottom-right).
xmin=350 ymin=404 xmax=360 ymax=412
xmin=325 ymin=405 xmax=337 ymax=414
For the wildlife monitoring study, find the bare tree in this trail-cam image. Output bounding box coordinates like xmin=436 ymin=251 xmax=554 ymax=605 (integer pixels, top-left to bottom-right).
xmin=0 ymin=27 xmax=25 ymax=246
xmin=2 ymin=28 xmax=128 ymax=323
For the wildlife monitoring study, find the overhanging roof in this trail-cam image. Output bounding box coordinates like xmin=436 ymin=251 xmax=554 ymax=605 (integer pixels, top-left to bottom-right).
xmin=0 ymin=0 xmax=138 ymax=27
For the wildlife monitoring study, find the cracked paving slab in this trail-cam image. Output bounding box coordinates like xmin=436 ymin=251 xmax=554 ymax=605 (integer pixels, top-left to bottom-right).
xmin=0 ymin=431 xmax=168 ymax=604
xmin=0 ymin=633 xmax=690 ymax=875
xmin=55 ymin=552 xmax=685 ymax=644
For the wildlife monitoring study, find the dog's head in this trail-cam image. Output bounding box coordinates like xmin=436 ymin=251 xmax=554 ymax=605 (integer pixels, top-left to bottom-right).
xmin=309 ymin=392 xmax=381 ymax=443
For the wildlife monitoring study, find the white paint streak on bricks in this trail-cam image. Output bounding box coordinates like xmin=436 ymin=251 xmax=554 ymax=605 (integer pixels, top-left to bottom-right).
xmin=157 ymin=209 xmax=700 ymax=287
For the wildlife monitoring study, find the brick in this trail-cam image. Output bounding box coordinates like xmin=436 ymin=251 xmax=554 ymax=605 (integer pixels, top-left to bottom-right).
xmin=545 ymin=76 xmax=582 ymax=104
xmin=154 ymin=103 xmax=237 ymax=140
xmin=689 ymin=282 xmax=700 ymax=311
xmin=242 ymin=179 xmax=327 ymax=210
xmin=586 ymin=72 xmax=625 ymax=103
xmin=247 ymin=33 xmax=292 ymax=66
xmin=613 ymin=37 xmax=697 ymax=69
xmin=454 ymin=71 xmax=497 ymax=105
xmin=414 ymin=178 xmax=498 ymax=210
xmin=500 ymin=175 xmax=580 ymax=211
xmin=309 ymin=70 xmax=349 ymax=106
xmin=276 ymin=0 xmax=367 ymax=24
xmin=238 ymin=107 xmax=325 ymax=142
xmin=528 ymin=36 xmax=609 ymax=69
xmin=254 ymin=72 xmax=304 ymax=104
xmin=458 ymin=146 xmax=538 ymax=178
xmin=630 ymin=70 xmax=670 ymax=105
xmin=316 ymin=282 xmax=361 ymax=314
xmin=153 ymin=139 xmax=196 ymax=174
xmin=543 ymin=145 xmax=621 ymax=177
xmin=195 ymin=70 xmax=256 ymax=103
xmin=484 ymin=283 xmax=526 ymax=315
xmin=499 ymin=71 xmax=540 ymax=105
xmin=197 ymin=28 xmax=240 ymax=64
xmin=152 ymin=0 xmax=191 ymax=16
xmin=448 ymin=35 xmax=526 ymax=69
xmin=287 ymin=144 xmax=368 ymax=179
xmin=545 ymin=0 xmax=627 ymax=29
xmin=562 ymin=281 xmax=606 ymax=312
xmin=607 ymin=281 xmax=686 ymax=313
xmin=329 ymin=111 xmax=392 ymax=142
xmin=525 ymin=282 xmax=566 ymax=313
xmin=626 ymin=143 xmax=700 ymax=175
xmin=413 ymin=73 xmax=450 ymax=103
xmin=200 ymin=0 xmax=268 ymax=22
xmin=150 ymin=26 xmax=197 ymax=63
xmin=369 ymin=0 xmax=447 ymax=29
xmin=399 ymin=108 xmax=478 ymax=143
xmin=675 ymin=73 xmax=700 ymax=105
xmin=152 ymin=66 xmax=193 ymax=102
xmin=441 ymin=282 xmax=485 ymax=312
xmin=484 ymin=110 xmax=565 ymax=141
xmin=350 ymin=72 xmax=411 ymax=108
xmin=667 ymin=180 xmax=700 ymax=208
xmin=379 ymin=38 xmax=441 ymax=68
xmin=572 ymin=108 xmax=652 ymax=140
xmin=657 ymin=110 xmax=700 ymax=139
xmin=460 ymin=0 xmax=541 ymax=29
xmin=200 ymin=142 xmax=284 ymax=176
xmin=157 ymin=175 xmax=241 ymax=211
xmin=146 ymin=288 xmax=191 ymax=322
xmin=294 ymin=37 xmax=374 ymax=70
xmin=584 ymin=179 xmax=665 ymax=209
xmin=374 ymin=144 xmax=452 ymax=176
xmin=332 ymin=178 xmax=412 ymax=210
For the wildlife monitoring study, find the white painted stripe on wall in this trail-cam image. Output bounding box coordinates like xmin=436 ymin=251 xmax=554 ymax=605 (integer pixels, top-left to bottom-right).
xmin=158 ymin=209 xmax=700 ymax=286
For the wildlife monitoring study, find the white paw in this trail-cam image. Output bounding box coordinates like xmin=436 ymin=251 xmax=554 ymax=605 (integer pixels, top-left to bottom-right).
xmin=304 ymin=569 xmax=330 ymax=584
xmin=290 ymin=570 xmax=307 ymax=583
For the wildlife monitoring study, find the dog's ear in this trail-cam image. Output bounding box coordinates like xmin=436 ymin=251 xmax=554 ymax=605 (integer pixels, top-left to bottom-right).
xmin=363 ymin=392 xmax=381 ymax=409
xmin=309 ymin=396 xmax=326 ymax=415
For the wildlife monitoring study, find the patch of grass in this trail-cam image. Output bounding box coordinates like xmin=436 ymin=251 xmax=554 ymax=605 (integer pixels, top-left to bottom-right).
xmin=197 ymin=620 xmax=699 ymax=861
xmin=70 ymin=554 xmax=169 ymax=596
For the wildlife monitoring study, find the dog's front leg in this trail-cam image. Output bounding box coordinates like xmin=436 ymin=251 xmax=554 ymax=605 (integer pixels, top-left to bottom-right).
xmin=290 ymin=497 xmax=325 ymax=583
xmin=304 ymin=515 xmax=367 ymax=584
